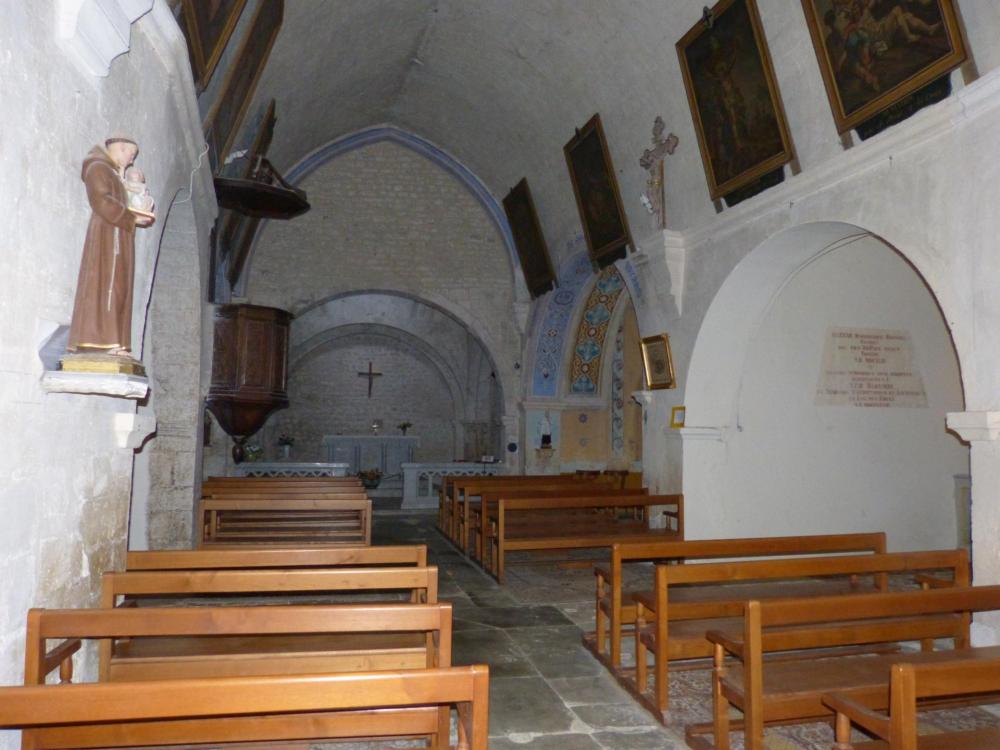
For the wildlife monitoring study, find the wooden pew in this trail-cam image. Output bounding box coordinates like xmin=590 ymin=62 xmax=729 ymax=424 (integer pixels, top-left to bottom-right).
xmin=198 ymin=493 xmax=372 ymax=547
xmin=630 ymin=548 xmax=968 ymax=724
xmin=440 ymin=474 xmax=611 ymax=549
xmin=700 ymin=584 xmax=1000 ymax=750
xmin=485 ymin=493 xmax=683 ymax=582
xmin=127 ymin=543 xmax=427 ymax=571
xmin=17 ymin=604 xmax=485 ymax=749
xmin=3 ymin=668 xmax=489 ymax=750
xmin=203 ymin=476 xmax=363 ymax=489
xmin=98 ymin=566 xmax=438 ymax=679
xmin=471 ymin=487 xmax=654 ymax=564
xmin=587 ymin=532 xmax=887 ymax=672
xmin=825 ymin=656 xmax=1000 ymax=749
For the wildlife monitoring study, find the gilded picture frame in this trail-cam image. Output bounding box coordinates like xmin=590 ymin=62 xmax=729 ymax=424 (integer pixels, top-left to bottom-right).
xmin=503 ymin=178 xmax=557 ymax=299
xmin=676 ymin=0 xmax=795 ymax=200
xmin=202 ymin=0 xmax=284 ymax=174
xmin=564 ymin=114 xmax=633 ymax=269
xmin=179 ymin=0 xmax=248 ymax=91
xmin=800 ymin=0 xmax=966 ymax=133
xmin=641 ymin=334 xmax=677 ymax=390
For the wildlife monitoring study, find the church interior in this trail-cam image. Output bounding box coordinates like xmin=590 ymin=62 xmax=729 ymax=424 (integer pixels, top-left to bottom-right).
xmin=4 ymin=0 xmax=1000 ymax=748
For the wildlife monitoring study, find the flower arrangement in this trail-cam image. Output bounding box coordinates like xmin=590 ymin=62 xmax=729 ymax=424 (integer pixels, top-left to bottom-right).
xmin=277 ymin=434 xmax=295 ymax=447
xmin=397 ymin=421 xmax=413 ymax=435
xmin=243 ymin=443 xmax=263 ymax=462
xmin=358 ymin=467 xmax=382 ymax=489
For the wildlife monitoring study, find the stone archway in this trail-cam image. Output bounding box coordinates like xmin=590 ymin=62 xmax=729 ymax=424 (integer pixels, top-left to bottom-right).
xmin=683 ymin=222 xmax=967 ymax=550
xmin=128 ymin=194 xmax=205 ymax=550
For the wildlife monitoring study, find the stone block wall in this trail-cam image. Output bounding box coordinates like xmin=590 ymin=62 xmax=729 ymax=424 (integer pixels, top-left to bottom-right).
xmin=0 ymin=4 xmax=212 ymax=732
xmin=264 ymin=334 xmax=459 ymax=464
xmin=246 ymin=139 xmax=521 ymax=405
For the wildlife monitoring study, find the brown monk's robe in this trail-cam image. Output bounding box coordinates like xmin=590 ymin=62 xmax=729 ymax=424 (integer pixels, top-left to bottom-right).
xmin=67 ymin=146 xmax=137 ymax=353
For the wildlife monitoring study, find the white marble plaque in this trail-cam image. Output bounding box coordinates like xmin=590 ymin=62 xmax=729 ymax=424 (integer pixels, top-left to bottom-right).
xmin=815 ymin=327 xmax=927 ymax=408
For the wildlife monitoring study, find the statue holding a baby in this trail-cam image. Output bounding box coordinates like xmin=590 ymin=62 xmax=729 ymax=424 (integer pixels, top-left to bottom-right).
xmin=64 ymin=136 xmax=155 ymax=374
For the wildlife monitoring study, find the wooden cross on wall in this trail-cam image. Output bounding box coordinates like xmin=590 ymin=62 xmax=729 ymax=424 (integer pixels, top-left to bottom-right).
xmin=358 ymin=361 xmax=382 ymax=398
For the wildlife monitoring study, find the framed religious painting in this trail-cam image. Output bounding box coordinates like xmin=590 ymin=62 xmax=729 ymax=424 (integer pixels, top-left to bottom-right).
xmin=641 ymin=334 xmax=677 ymax=390
xmin=203 ymin=0 xmax=284 ymax=174
xmin=564 ymin=114 xmax=633 ymax=269
xmin=801 ymin=0 xmax=966 ymax=133
xmin=179 ymin=0 xmax=248 ymax=91
xmin=676 ymin=0 xmax=795 ymax=200
xmin=503 ymin=178 xmax=557 ymax=299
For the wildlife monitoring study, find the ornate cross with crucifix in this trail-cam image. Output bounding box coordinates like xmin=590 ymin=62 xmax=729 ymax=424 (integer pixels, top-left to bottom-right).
xmin=357 ymin=361 xmax=382 ymax=398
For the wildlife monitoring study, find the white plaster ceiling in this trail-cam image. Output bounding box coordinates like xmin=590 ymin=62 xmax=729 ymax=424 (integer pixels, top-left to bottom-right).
xmin=252 ymin=0 xmax=704 ymax=267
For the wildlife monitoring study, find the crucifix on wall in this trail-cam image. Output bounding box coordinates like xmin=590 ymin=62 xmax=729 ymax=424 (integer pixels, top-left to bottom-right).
xmin=358 ymin=361 xmax=382 ymax=398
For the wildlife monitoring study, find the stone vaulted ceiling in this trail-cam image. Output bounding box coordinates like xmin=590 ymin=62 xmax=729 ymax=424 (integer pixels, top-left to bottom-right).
xmin=251 ymin=0 xmax=699 ymax=268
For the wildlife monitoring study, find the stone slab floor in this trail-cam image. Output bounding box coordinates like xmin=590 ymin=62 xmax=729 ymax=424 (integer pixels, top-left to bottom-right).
xmin=374 ymin=512 xmax=686 ymax=749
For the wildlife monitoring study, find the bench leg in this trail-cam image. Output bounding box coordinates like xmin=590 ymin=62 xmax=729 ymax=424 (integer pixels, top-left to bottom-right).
xmin=712 ymin=644 xmax=731 ymax=750
xmin=434 ymin=705 xmax=450 ymax=749
xmin=834 ymin=711 xmax=854 ymax=749
xmin=595 ymin=574 xmax=607 ymax=659
xmin=635 ymin=601 xmax=648 ymax=695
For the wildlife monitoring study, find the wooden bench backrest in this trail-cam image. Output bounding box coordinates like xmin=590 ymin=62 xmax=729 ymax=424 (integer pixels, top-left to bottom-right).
xmin=201 ymin=477 xmax=361 ymax=487
xmin=26 ymin=602 xmax=452 ymax=685
xmin=100 ymin=566 xmax=438 ymax=607
xmin=454 ymin=475 xmax=607 ymax=495
xmin=483 ymin=488 xmax=649 ymax=502
xmin=753 ymin=579 xmax=997 ymax=630
xmin=2 ymin=666 xmax=488 ymax=750
xmin=126 ymin=544 xmax=427 ymax=571
xmin=201 ymin=485 xmax=368 ymax=501
xmin=197 ymin=496 xmax=371 ymax=511
xmin=498 ymin=493 xmax=679 ymax=511
xmin=613 ymin=531 xmax=887 ymax=565
xmin=662 ymin=548 xmax=967 ymax=587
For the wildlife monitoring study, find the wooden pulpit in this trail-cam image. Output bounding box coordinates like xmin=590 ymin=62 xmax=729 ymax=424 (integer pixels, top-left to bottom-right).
xmin=206 ymin=303 xmax=291 ymax=462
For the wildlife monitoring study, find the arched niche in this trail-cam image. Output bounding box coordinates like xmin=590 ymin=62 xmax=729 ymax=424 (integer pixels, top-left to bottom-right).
xmin=288 ymin=291 xmax=505 ymax=461
xmin=683 ymin=222 xmax=967 ymax=551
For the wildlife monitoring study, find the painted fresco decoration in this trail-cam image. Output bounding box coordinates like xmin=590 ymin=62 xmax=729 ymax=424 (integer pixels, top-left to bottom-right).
xmin=569 ymin=267 xmax=627 ymax=395
xmin=611 ymin=321 xmax=626 ymax=455
xmin=531 ymin=246 xmax=592 ymax=397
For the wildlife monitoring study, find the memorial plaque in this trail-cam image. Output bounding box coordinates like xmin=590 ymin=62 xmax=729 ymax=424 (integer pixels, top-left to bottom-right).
xmin=815 ymin=327 xmax=927 ymax=408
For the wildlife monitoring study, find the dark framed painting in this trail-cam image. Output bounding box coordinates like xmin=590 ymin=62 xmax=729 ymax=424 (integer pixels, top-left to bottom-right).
xmin=203 ymin=0 xmax=283 ymax=174
xmin=801 ymin=0 xmax=966 ymax=133
xmin=220 ymin=98 xmax=276 ymax=287
xmin=180 ymin=0 xmax=248 ymax=91
xmin=564 ymin=114 xmax=633 ymax=269
xmin=676 ymin=0 xmax=795 ymax=200
xmin=503 ymin=179 xmax=557 ymax=299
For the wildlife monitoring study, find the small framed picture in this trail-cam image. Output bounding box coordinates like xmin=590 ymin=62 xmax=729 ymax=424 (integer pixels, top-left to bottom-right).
xmin=641 ymin=334 xmax=677 ymax=390
xmin=670 ymin=406 xmax=687 ymax=429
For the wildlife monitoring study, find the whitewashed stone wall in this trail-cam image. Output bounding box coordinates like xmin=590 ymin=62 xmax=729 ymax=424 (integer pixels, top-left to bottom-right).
xmin=0 ymin=1 xmax=212 ymax=733
xmin=265 ymin=335 xmax=458 ymax=464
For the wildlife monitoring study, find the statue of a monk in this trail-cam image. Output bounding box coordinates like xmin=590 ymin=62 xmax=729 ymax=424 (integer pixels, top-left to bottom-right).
xmin=67 ymin=137 xmax=154 ymax=358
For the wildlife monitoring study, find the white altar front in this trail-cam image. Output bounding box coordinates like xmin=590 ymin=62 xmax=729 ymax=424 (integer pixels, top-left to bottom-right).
xmin=322 ymin=435 xmax=419 ymax=476
xmin=401 ymin=461 xmax=504 ymax=508
xmin=235 ymin=462 xmax=350 ymax=477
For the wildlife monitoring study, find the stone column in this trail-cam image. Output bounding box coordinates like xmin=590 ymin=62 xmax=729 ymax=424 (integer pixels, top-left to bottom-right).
xmin=946 ymin=411 xmax=1000 ymax=645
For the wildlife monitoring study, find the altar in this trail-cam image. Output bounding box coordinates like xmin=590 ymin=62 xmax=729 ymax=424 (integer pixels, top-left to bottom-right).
xmin=322 ymin=435 xmax=419 ymax=476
